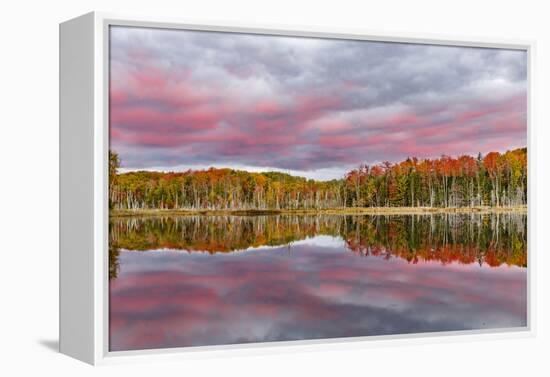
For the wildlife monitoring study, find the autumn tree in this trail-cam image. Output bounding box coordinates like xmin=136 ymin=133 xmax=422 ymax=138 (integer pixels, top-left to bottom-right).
xmin=109 ymin=148 xmax=527 ymax=211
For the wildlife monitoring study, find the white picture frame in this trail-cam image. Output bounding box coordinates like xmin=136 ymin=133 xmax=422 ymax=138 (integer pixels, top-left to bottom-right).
xmin=59 ymin=11 xmax=535 ymax=365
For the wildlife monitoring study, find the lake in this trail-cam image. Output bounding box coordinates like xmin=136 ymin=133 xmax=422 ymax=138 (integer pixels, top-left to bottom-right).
xmin=108 ymin=213 xmax=527 ymax=351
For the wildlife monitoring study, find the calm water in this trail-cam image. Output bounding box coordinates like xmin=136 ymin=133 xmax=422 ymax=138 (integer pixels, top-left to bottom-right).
xmin=109 ymin=213 xmax=527 ymax=351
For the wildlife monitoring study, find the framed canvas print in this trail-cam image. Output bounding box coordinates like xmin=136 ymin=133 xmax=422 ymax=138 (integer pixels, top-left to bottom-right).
xmin=60 ymin=12 xmax=533 ymax=365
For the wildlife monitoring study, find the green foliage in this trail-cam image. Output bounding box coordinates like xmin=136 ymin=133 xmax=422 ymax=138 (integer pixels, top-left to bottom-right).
xmin=109 ymin=148 xmax=527 ymax=210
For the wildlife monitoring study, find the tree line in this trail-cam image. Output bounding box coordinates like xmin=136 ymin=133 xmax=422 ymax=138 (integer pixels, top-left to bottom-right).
xmin=109 ymin=148 xmax=526 ymax=210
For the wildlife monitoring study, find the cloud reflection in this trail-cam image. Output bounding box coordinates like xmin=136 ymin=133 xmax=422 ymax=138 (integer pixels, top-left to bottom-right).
xmin=109 ymin=236 xmax=526 ymax=351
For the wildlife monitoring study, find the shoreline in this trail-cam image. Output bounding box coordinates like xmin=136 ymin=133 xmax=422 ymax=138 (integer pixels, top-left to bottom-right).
xmin=109 ymin=205 xmax=527 ymax=218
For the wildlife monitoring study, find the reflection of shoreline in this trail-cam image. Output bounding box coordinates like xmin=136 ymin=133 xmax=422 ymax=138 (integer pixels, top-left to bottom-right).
xmin=110 ymin=205 xmax=527 ymax=218
xmin=118 ymin=235 xmax=348 ymax=255
xmin=109 ymin=213 xmax=527 ymax=275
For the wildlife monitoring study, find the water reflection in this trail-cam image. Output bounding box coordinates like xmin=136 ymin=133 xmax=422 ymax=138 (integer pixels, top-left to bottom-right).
xmin=109 ymin=213 xmax=527 ymax=351
xmin=110 ymin=214 xmax=527 ymax=274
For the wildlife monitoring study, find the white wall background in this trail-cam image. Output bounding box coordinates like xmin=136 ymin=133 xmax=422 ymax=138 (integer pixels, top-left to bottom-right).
xmin=0 ymin=0 xmax=547 ymax=375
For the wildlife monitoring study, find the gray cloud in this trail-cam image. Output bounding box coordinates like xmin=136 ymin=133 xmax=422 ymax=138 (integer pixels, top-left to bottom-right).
xmin=110 ymin=26 xmax=527 ymax=178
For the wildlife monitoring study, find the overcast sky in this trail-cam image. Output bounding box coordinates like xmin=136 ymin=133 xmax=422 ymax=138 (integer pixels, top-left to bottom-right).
xmin=109 ymin=26 xmax=527 ymax=180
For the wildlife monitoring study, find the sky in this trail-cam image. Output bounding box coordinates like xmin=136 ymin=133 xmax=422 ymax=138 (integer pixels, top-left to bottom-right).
xmin=109 ymin=26 xmax=527 ymax=180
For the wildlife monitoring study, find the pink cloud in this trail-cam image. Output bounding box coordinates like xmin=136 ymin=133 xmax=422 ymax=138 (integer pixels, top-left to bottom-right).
xmin=319 ymin=135 xmax=362 ymax=148
xmin=110 ymin=45 xmax=526 ymax=172
xmin=386 ymin=113 xmax=419 ymax=127
xmin=111 ymin=107 xmax=220 ymax=131
xmin=254 ymin=100 xmax=283 ymax=115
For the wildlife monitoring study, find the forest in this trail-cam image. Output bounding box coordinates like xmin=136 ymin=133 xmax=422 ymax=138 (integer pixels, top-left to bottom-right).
xmin=109 ymin=148 xmax=527 ymax=211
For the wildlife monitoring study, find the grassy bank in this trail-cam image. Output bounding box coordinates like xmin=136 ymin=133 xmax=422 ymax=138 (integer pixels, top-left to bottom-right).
xmin=110 ymin=205 xmax=527 ymax=218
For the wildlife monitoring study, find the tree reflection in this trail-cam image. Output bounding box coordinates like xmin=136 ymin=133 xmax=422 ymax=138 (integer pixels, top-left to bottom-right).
xmin=109 ymin=213 xmax=526 ymax=279
xmin=109 ymin=240 xmax=120 ymax=279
